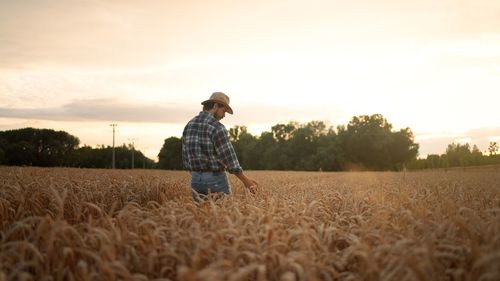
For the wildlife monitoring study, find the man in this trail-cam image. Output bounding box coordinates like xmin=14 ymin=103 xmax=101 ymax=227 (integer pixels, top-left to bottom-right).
xmin=182 ymin=92 xmax=258 ymax=202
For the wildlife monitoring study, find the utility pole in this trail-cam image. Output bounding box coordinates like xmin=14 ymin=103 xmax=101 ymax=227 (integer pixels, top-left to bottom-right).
xmin=110 ymin=123 xmax=117 ymax=169
xmin=128 ymin=138 xmax=136 ymax=169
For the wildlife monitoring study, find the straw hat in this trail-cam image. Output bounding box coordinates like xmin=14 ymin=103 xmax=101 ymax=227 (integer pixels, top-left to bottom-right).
xmin=201 ymin=92 xmax=233 ymax=114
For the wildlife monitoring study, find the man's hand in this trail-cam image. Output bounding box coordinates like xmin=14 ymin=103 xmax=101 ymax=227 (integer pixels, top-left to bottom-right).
xmin=235 ymin=172 xmax=258 ymax=194
xmin=244 ymin=178 xmax=258 ymax=194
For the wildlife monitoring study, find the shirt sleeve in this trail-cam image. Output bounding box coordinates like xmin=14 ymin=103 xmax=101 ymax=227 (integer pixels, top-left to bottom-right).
xmin=181 ymin=128 xmax=189 ymax=170
xmin=213 ymin=126 xmax=243 ymax=174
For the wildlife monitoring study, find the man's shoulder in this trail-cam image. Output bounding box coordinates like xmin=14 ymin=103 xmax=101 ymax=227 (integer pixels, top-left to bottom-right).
xmin=207 ymin=118 xmax=225 ymax=131
xmin=199 ymin=112 xmax=225 ymax=130
xmin=185 ymin=112 xmax=223 ymax=130
xmin=184 ymin=116 xmax=197 ymax=129
xmin=216 ymin=122 xmax=227 ymax=131
xmin=186 ymin=112 xmax=207 ymax=126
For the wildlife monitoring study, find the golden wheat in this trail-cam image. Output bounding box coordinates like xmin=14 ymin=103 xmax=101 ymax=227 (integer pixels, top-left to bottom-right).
xmin=0 ymin=166 xmax=499 ymax=280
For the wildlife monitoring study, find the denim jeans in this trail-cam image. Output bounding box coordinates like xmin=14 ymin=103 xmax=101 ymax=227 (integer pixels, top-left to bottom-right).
xmin=190 ymin=171 xmax=231 ymax=203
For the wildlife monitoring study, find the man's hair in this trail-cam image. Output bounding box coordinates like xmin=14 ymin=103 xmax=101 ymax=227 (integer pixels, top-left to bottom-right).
xmin=203 ymin=101 xmax=223 ymax=111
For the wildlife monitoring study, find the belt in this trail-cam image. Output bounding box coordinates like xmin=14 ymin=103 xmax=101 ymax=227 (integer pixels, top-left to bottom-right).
xmin=191 ymin=169 xmax=224 ymax=173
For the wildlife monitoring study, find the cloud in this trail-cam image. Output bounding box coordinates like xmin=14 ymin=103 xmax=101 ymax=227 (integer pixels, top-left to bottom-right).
xmin=0 ymin=99 xmax=195 ymax=123
xmin=0 ymin=99 xmax=345 ymax=125
xmin=466 ymin=127 xmax=500 ymax=139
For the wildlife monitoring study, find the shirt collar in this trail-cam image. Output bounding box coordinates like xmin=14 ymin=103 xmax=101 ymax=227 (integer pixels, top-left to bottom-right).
xmin=199 ymin=111 xmax=217 ymax=121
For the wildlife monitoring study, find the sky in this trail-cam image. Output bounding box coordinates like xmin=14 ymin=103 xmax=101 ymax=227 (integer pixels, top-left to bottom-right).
xmin=1 ymin=0 xmax=499 ymax=160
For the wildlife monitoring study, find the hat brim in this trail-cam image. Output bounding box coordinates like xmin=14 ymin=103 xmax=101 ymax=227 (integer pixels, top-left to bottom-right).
xmin=201 ymin=99 xmax=233 ymax=114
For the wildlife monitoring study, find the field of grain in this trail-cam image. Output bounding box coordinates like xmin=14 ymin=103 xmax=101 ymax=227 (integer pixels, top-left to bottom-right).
xmin=0 ymin=166 xmax=499 ymax=281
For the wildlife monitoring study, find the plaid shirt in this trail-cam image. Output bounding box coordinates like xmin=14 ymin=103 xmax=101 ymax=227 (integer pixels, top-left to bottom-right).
xmin=182 ymin=111 xmax=242 ymax=174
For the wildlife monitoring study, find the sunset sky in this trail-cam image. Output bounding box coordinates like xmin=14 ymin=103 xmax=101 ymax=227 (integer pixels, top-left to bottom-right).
xmin=1 ymin=0 xmax=499 ymax=160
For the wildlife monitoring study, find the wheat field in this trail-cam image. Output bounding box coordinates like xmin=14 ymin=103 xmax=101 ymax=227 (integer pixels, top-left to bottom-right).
xmin=0 ymin=166 xmax=499 ymax=281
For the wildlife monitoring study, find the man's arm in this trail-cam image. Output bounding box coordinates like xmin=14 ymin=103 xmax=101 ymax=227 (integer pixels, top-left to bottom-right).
xmin=213 ymin=126 xmax=258 ymax=193
xmin=213 ymin=126 xmax=243 ymax=173
xmin=234 ymin=171 xmax=258 ymax=194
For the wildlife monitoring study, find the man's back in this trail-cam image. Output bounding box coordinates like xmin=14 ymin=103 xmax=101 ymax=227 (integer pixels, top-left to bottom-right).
xmin=182 ymin=111 xmax=226 ymax=172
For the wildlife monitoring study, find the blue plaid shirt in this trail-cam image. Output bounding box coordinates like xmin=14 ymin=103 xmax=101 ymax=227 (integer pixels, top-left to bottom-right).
xmin=182 ymin=111 xmax=242 ymax=174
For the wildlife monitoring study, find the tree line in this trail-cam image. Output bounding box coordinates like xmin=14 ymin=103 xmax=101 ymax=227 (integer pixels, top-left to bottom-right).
xmin=0 ymin=127 xmax=155 ymax=168
xmin=158 ymin=114 xmax=420 ymax=171
xmin=4 ymin=116 xmax=496 ymax=171
xmin=408 ymin=142 xmax=500 ymax=169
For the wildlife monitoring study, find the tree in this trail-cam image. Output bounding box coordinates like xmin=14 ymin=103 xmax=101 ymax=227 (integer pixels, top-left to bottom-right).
xmin=229 ymin=126 xmax=260 ymax=169
xmin=0 ymin=128 xmax=79 ymax=166
xmin=445 ymin=143 xmax=474 ymax=167
xmin=338 ymin=114 xmax=418 ymax=170
xmin=158 ymin=137 xmax=183 ymax=170
xmin=389 ymin=128 xmax=419 ymax=170
xmin=70 ymin=145 xmax=154 ymax=169
xmin=313 ymin=130 xmax=344 ymax=171
xmin=0 ymin=147 xmax=5 ymax=164
xmin=271 ymin=122 xmax=298 ymax=142
xmin=305 ymin=121 xmax=329 ymax=140
xmin=36 ymin=129 xmax=80 ymax=166
xmin=286 ymin=121 xmax=330 ymax=170
xmin=229 ymin=125 xmax=248 ymax=166
xmin=488 ymin=142 xmax=498 ymax=156
xmin=426 ymin=154 xmax=441 ymax=169
xmin=256 ymin=132 xmax=282 ymax=170
xmin=287 ymin=126 xmax=316 ymax=170
xmin=229 ymin=125 xmax=247 ymax=142
xmin=339 ymin=114 xmax=393 ymax=170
